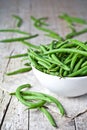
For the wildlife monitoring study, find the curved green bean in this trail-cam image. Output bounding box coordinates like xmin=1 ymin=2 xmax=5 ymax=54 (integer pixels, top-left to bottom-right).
xmin=6 ymin=67 xmax=32 ymax=76
xmin=21 ymin=95 xmax=51 ymax=102
xmin=6 ymin=53 xmax=28 ymax=58
xmin=68 ymin=66 xmax=87 ymax=77
xmin=24 ymin=62 xmax=31 ymax=66
xmin=67 ymin=39 xmax=87 ymax=51
xmin=0 ymin=34 xmax=38 ymax=43
xmin=29 ymin=49 xmax=51 ymax=66
xmin=0 ymin=29 xmax=30 ymax=35
xmin=39 ymin=107 xmax=57 ymax=127
xmin=40 ymin=45 xmax=47 ymax=53
xmin=81 ymin=61 xmax=87 ymax=68
xmin=21 ymin=41 xmax=39 ymax=49
xmin=59 ymin=13 xmax=87 ymax=25
xmin=44 ymin=48 xmax=87 ymax=57
xmin=38 ymin=60 xmax=50 ymax=69
xmin=18 ymin=90 xmax=65 ymax=115
xmin=15 ymin=84 xmax=46 ymax=109
xmin=73 ymin=58 xmax=85 ymax=72
xmin=70 ymin=54 xmax=78 ymax=71
xmin=66 ymin=28 xmax=87 ymax=39
xmin=51 ymin=54 xmax=70 ymax=71
xmin=12 ymin=15 xmax=23 ymax=27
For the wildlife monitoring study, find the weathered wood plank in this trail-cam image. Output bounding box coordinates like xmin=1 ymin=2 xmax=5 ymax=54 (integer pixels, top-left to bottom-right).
xmin=0 ymin=90 xmax=11 ymax=128
xmin=0 ymin=0 xmax=30 ymax=129
xmin=75 ymin=112 xmax=87 ymax=130
xmin=1 ymin=96 xmax=28 ymax=130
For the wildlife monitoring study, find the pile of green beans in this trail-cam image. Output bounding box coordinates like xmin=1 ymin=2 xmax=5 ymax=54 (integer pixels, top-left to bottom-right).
xmin=28 ymin=39 xmax=87 ymax=77
xmin=11 ymin=84 xmax=65 ymax=127
xmin=1 ymin=14 xmax=87 ymax=77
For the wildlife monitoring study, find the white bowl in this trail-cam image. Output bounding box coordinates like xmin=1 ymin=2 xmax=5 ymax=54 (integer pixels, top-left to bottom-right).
xmin=32 ymin=66 xmax=87 ymax=97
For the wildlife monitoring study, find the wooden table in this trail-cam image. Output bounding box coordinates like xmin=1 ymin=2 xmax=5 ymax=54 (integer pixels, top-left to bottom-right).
xmin=0 ymin=0 xmax=87 ymax=129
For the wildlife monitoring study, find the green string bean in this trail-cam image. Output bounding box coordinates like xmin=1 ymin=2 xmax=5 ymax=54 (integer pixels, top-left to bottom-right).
xmin=12 ymin=15 xmax=23 ymax=27
xmin=6 ymin=67 xmax=32 ymax=76
xmin=0 ymin=34 xmax=38 ymax=43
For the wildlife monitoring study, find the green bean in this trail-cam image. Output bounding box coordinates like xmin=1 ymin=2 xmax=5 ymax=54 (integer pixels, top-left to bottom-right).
xmin=70 ymin=54 xmax=78 ymax=71
xmin=29 ymin=49 xmax=51 ymax=66
xmin=66 ymin=28 xmax=87 ymax=39
xmin=49 ymin=64 xmax=57 ymax=70
xmin=6 ymin=67 xmax=32 ymax=76
xmin=68 ymin=23 xmax=76 ymax=32
xmin=45 ymin=33 xmax=63 ymax=40
xmin=50 ymin=66 xmax=59 ymax=72
xmin=31 ymin=16 xmax=49 ymax=26
xmin=15 ymin=84 xmax=46 ymax=109
xmin=56 ymin=40 xmax=68 ymax=48
xmin=18 ymin=90 xmax=65 ymax=115
xmin=40 ymin=45 xmax=47 ymax=53
xmin=63 ymin=70 xmax=68 ymax=77
xmin=0 ymin=29 xmax=30 ymax=35
xmin=36 ymin=26 xmax=63 ymax=41
xmin=68 ymin=66 xmax=87 ymax=77
xmin=12 ymin=15 xmax=23 ymax=27
xmin=49 ymin=72 xmax=59 ymax=76
xmin=51 ymin=54 xmax=70 ymax=71
xmin=59 ymin=13 xmax=87 ymax=24
xmin=45 ymin=57 xmax=62 ymax=65
xmin=35 ymin=17 xmax=49 ymax=26
xmin=67 ymin=39 xmax=87 ymax=51
xmin=43 ymin=94 xmax=65 ymax=115
xmin=63 ymin=53 xmax=73 ymax=64
xmin=24 ymin=62 xmax=31 ymax=66
xmin=21 ymin=40 xmax=39 ymax=49
xmin=49 ymin=41 xmax=60 ymax=71
xmin=20 ymin=91 xmax=47 ymax=98
xmin=6 ymin=53 xmax=28 ymax=58
xmin=81 ymin=61 xmax=87 ymax=68
xmin=28 ymin=55 xmax=38 ymax=67
xmin=59 ymin=68 xmax=63 ymax=77
xmin=21 ymin=95 xmax=51 ymax=102
xmin=59 ymin=13 xmax=72 ymax=24
xmin=0 ymin=34 xmax=38 ymax=43
xmin=49 ymin=40 xmax=55 ymax=50
xmin=44 ymin=48 xmax=87 ymax=57
xmin=60 ymin=42 xmax=76 ymax=48
xmin=64 ymin=59 xmax=71 ymax=65
xmin=61 ymin=54 xmax=73 ymax=77
xmin=73 ymin=58 xmax=85 ymax=72
xmin=39 ymin=107 xmax=57 ymax=127
xmin=28 ymin=55 xmax=45 ymax=71
xmin=31 ymin=16 xmax=48 ymax=26
xmin=80 ymin=68 xmax=87 ymax=76
xmin=38 ymin=60 xmax=50 ymax=69
xmin=21 ymin=57 xmax=29 ymax=61
xmin=30 ymin=16 xmax=37 ymax=21
xmin=49 ymin=41 xmax=70 ymax=71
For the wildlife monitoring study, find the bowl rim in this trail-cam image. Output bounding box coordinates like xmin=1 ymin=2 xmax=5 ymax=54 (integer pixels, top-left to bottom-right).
xmin=32 ymin=66 xmax=87 ymax=80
